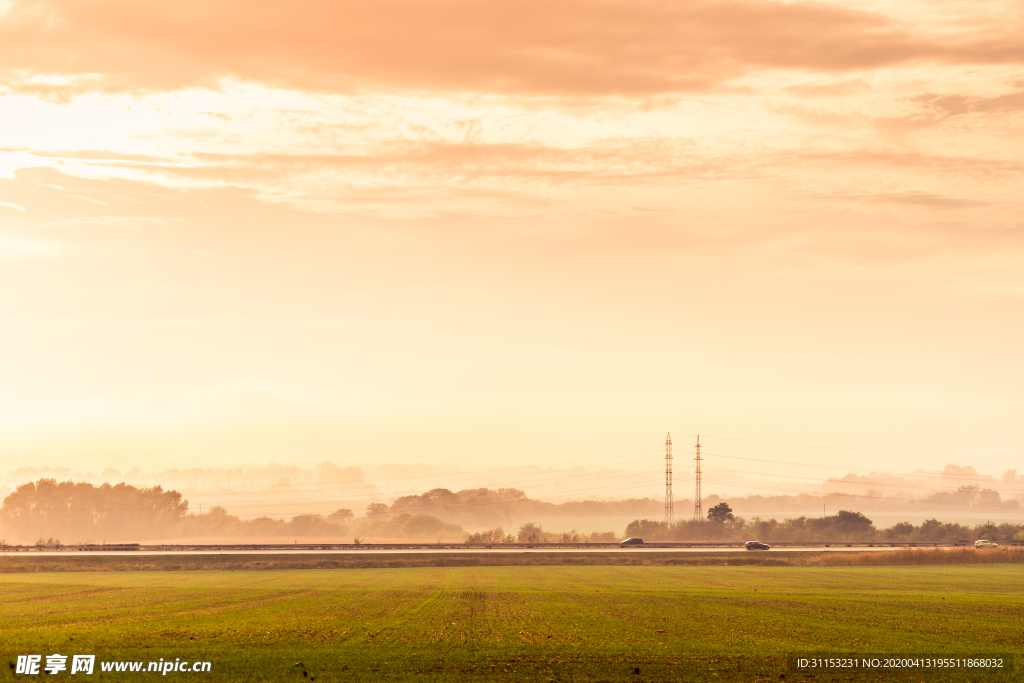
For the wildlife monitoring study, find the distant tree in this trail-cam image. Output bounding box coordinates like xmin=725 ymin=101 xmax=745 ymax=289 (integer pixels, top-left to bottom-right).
xmin=388 ymin=488 xmax=522 ymax=529
xmin=517 ymin=522 xmax=544 ymax=543
xmin=365 ymin=502 xmax=389 ymax=517
xmin=973 ymin=520 xmax=999 ymax=541
xmin=912 ymin=517 xmax=971 ymax=543
xmin=390 ymin=488 xmax=459 ymax=515
xmin=288 ymin=514 xmax=343 ymax=536
xmin=495 ymin=488 xmax=527 ymax=503
xmin=328 ymin=508 xmax=354 ymax=523
xmin=0 ymin=478 xmax=187 ymax=544
xmin=466 ymin=526 xmax=507 ymax=544
xmin=883 ymin=521 xmax=915 ymax=541
xmin=624 ymin=519 xmax=668 ymax=540
xmin=979 ymin=489 xmax=1002 ymax=507
xmin=588 ymin=531 xmax=617 ymax=543
xmin=356 ymin=513 xmax=463 ymax=541
xmin=707 ymin=502 xmax=734 ymax=524
xmin=237 ymin=516 xmax=283 ymax=536
xmin=831 ymin=510 xmax=874 ymax=535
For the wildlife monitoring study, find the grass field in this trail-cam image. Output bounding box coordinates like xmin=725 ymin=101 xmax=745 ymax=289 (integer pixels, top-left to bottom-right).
xmin=2 ymin=561 xmax=1021 ymax=681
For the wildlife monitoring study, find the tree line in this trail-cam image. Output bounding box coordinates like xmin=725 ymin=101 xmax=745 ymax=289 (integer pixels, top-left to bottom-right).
xmin=383 ymin=487 xmax=661 ymax=527
xmin=0 ymin=479 xmax=188 ymax=544
xmin=4 ymin=479 xmax=1022 ymax=545
xmin=624 ymin=504 xmax=1024 ymax=543
xmin=465 ymin=523 xmax=617 ymax=544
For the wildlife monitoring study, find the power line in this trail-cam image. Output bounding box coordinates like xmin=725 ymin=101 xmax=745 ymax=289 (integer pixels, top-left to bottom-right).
xmin=191 ymin=479 xmax=662 ymax=519
xmin=177 ymin=460 xmax=663 ymax=508
xmin=705 ymin=466 xmax=1020 ymax=494
xmin=701 ymin=452 xmax=1017 ymax=487
xmin=696 ymin=434 xmax=1022 ymax=461
xmin=131 ymin=447 xmax=662 ymax=493
xmin=700 ymin=477 xmax=1020 ymax=510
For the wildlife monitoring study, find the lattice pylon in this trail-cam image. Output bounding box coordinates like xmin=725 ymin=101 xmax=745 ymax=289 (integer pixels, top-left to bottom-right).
xmin=693 ymin=435 xmax=703 ymax=521
xmin=664 ymin=433 xmax=673 ymax=526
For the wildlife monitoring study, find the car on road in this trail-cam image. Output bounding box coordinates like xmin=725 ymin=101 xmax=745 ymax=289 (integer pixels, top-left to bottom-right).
xmin=619 ymin=537 xmax=644 ymax=547
xmin=974 ymin=539 xmax=998 ymax=548
xmin=744 ymin=541 xmax=770 ymax=550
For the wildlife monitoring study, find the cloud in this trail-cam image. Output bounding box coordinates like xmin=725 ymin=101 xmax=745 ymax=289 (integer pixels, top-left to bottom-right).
xmin=0 ymin=165 xmax=331 ymax=224
xmin=863 ymin=191 xmax=989 ymax=209
xmin=9 ymin=139 xmax=1018 ymax=229
xmin=795 ymin=148 xmax=1024 ymax=179
xmin=875 ymin=89 xmax=1024 ymax=133
xmin=163 ymin=139 xmax=722 ymax=184
xmin=918 ymin=90 xmax=1024 ymax=116
xmin=9 ymin=147 xmax=162 ymax=163
xmin=784 ymin=78 xmax=870 ymax=97
xmin=6 ymin=139 xmax=727 ymax=194
xmin=2 ymin=0 xmax=1023 ymax=98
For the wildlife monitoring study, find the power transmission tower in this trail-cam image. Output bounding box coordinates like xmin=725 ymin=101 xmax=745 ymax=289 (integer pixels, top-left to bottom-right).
xmin=664 ymin=433 xmax=673 ymax=526
xmin=693 ymin=435 xmax=703 ymax=521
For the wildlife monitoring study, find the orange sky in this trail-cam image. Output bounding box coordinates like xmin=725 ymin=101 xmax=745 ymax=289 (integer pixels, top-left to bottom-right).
xmin=1 ymin=0 xmax=1022 ymax=478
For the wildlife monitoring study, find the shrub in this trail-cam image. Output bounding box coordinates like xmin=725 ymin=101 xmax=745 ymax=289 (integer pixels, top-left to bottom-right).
xmin=466 ymin=527 xmax=510 ymax=544
xmin=807 ymin=546 xmax=1024 ymax=566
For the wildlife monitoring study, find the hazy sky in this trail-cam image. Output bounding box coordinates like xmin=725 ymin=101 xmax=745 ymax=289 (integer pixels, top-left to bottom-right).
xmin=1 ymin=0 xmax=1022 ymax=479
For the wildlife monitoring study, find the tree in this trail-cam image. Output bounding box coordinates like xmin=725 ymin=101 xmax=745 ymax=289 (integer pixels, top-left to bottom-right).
xmin=466 ymin=526 xmax=507 ymax=544
xmin=0 ymin=478 xmax=187 ymax=544
xmin=707 ymin=502 xmax=734 ymax=524
xmin=831 ymin=510 xmax=873 ymax=535
xmin=517 ymin=522 xmax=544 ymax=543
xmin=883 ymin=521 xmax=914 ymax=541
xmin=365 ymin=502 xmax=389 ymax=517
xmin=624 ymin=519 xmax=668 ymax=540
xmin=288 ymin=514 xmax=339 ymax=536
xmin=328 ymin=508 xmax=354 ymax=523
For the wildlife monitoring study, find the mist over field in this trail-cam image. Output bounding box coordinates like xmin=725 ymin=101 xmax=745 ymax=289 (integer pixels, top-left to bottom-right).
xmin=3 ymin=457 xmax=1022 ymax=545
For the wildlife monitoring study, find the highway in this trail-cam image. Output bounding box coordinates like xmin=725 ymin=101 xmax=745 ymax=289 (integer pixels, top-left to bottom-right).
xmin=0 ymin=543 xmax=956 ymax=557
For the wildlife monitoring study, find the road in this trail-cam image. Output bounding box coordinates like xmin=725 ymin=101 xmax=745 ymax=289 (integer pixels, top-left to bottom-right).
xmin=0 ymin=545 xmax=920 ymax=557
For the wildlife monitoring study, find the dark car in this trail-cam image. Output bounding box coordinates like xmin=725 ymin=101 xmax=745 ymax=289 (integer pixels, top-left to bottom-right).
xmin=744 ymin=541 xmax=770 ymax=550
xmin=619 ymin=537 xmax=644 ymax=547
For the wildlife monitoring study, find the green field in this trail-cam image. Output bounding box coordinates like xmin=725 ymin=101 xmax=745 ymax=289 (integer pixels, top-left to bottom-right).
xmin=2 ymin=561 xmax=1021 ymax=681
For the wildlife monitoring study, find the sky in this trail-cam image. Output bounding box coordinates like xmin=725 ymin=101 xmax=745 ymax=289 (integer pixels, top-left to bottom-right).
xmin=1 ymin=0 xmax=1022 ymax=484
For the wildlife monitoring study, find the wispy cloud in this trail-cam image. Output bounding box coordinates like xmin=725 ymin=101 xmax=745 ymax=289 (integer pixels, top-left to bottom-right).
xmin=1 ymin=0 xmax=1023 ymax=469
xmin=2 ymin=0 xmax=1023 ymax=98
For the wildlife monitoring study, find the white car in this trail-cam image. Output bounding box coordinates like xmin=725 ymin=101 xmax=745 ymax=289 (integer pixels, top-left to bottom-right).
xmin=974 ymin=539 xmax=998 ymax=548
